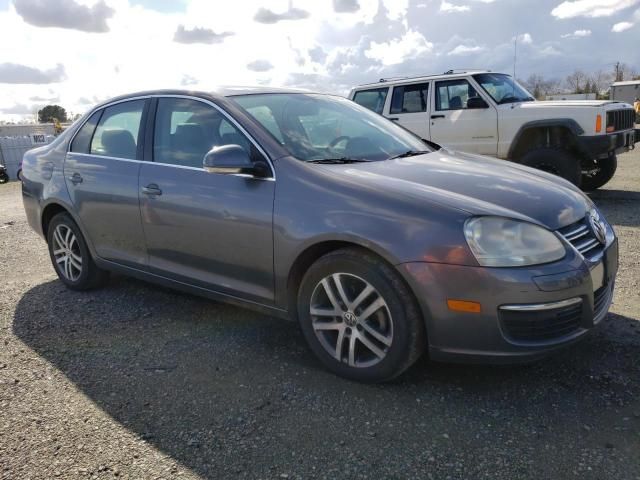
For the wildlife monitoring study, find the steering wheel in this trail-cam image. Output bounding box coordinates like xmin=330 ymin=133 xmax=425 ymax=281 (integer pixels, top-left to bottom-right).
xmin=328 ymin=135 xmax=351 ymax=150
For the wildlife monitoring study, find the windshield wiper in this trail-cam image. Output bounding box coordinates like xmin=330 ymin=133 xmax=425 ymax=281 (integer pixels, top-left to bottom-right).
xmin=388 ymin=150 xmax=430 ymax=160
xmin=307 ymin=158 xmax=371 ymax=164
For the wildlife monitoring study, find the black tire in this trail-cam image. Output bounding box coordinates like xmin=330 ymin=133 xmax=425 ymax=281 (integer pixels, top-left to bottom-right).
xmin=0 ymin=172 xmax=8 ymax=184
xmin=297 ymin=248 xmax=426 ymax=382
xmin=47 ymin=212 xmax=108 ymax=290
xmin=519 ymin=147 xmax=581 ymax=187
xmin=581 ymin=155 xmax=617 ymax=191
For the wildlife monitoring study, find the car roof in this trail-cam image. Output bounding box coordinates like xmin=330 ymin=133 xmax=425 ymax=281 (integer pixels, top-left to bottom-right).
xmin=352 ymin=70 xmax=494 ymax=89
xmin=93 ymin=86 xmax=315 ymax=109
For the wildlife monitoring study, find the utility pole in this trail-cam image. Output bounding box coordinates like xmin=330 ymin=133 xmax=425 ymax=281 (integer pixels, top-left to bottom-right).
xmin=513 ymin=36 xmax=517 ymax=79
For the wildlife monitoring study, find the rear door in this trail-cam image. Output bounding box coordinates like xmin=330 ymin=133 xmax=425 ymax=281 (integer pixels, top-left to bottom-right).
xmin=64 ymin=99 xmax=149 ymax=267
xmin=138 ymin=96 xmax=275 ymax=303
xmin=386 ymin=82 xmax=430 ymax=139
xmin=429 ymin=78 xmax=498 ymax=155
xmin=351 ymin=87 xmax=389 ymax=115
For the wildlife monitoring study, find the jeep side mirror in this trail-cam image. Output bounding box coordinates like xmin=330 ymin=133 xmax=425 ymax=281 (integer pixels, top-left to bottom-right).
xmin=467 ymin=97 xmax=489 ymax=109
xmin=203 ymin=144 xmax=269 ymax=178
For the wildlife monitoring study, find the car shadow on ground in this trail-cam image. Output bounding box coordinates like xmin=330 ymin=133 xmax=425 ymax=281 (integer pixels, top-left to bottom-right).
xmin=12 ymin=276 xmax=640 ymax=478
xmin=589 ymin=189 xmax=640 ymax=228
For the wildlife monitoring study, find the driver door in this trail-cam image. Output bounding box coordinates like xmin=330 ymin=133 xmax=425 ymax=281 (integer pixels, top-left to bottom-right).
xmin=139 ymin=97 xmax=275 ymax=303
xmin=429 ymin=78 xmax=498 ymax=155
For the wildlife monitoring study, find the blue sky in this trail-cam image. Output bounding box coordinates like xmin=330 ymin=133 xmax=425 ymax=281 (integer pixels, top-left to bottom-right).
xmin=0 ymin=0 xmax=638 ymax=121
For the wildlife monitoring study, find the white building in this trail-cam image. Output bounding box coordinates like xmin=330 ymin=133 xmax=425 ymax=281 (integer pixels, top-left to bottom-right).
xmin=610 ymin=80 xmax=640 ymax=105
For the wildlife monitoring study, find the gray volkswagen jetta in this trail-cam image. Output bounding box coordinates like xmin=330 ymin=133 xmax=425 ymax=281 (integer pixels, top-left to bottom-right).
xmin=21 ymin=88 xmax=618 ymax=382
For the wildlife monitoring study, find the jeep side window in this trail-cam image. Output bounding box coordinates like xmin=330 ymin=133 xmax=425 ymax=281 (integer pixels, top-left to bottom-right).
xmin=435 ymin=80 xmax=480 ymax=111
xmin=390 ymin=83 xmax=429 ymax=114
xmin=352 ymin=88 xmax=389 ymax=114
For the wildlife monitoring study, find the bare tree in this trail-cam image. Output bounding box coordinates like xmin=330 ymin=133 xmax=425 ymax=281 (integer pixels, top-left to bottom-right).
xmin=566 ymin=70 xmax=587 ymax=93
xmin=590 ymin=69 xmax=613 ymax=95
xmin=521 ymin=74 xmax=562 ymax=99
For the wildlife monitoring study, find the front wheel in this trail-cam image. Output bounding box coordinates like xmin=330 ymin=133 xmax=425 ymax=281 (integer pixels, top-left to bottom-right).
xmin=581 ymin=155 xmax=617 ymax=191
xmin=297 ymin=248 xmax=426 ymax=382
xmin=0 ymin=172 xmax=8 ymax=184
xmin=47 ymin=212 xmax=109 ymax=290
xmin=519 ymin=148 xmax=581 ymax=187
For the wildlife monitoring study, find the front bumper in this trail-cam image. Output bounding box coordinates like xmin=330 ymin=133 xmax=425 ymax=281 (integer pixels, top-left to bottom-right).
xmin=399 ymin=238 xmax=618 ymax=364
xmin=577 ymin=130 xmax=635 ymax=159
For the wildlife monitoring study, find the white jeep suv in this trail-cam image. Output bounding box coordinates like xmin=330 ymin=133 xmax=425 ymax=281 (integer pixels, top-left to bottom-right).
xmin=349 ymin=71 xmax=636 ymax=189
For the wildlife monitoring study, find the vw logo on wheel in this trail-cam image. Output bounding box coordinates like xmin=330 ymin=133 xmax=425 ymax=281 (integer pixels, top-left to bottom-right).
xmin=588 ymin=210 xmax=607 ymax=245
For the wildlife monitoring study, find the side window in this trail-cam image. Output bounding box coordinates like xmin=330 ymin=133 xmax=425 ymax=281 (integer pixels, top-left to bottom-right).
xmin=352 ymin=88 xmax=388 ymax=114
xmin=390 ymin=83 xmax=429 ymax=114
xmin=154 ymin=97 xmax=257 ymax=169
xmin=90 ymin=100 xmax=145 ymax=160
xmin=435 ymin=79 xmax=480 ymax=111
xmin=70 ymin=110 xmax=102 ymax=153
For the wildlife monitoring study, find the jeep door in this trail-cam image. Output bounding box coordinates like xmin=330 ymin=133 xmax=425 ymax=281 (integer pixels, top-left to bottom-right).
xmin=429 ymin=78 xmax=498 ymax=155
xmin=385 ymin=82 xmax=430 ymax=139
xmin=138 ymin=96 xmax=275 ymax=303
xmin=63 ymin=99 xmax=149 ymax=267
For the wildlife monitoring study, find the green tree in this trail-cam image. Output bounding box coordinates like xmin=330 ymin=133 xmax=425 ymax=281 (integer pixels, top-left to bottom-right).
xmin=37 ymin=105 xmax=68 ymax=123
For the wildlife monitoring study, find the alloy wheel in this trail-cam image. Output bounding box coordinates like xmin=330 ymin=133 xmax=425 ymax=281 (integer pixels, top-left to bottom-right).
xmin=310 ymin=273 xmax=393 ymax=368
xmin=52 ymin=224 xmax=83 ymax=282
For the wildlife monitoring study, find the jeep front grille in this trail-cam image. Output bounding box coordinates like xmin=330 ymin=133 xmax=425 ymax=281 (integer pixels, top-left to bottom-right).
xmin=606 ymin=108 xmax=634 ymax=132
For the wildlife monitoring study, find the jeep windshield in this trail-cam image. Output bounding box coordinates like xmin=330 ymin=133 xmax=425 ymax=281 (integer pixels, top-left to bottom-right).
xmin=231 ymin=93 xmax=431 ymax=162
xmin=473 ymin=73 xmax=535 ymax=105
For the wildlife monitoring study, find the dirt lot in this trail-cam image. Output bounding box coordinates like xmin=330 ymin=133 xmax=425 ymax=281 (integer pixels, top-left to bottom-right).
xmin=1 ymin=151 xmax=639 ymax=480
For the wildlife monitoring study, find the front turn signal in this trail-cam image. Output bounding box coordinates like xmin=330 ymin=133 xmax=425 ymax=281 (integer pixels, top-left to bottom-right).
xmin=595 ymin=114 xmax=602 ymax=133
xmin=447 ymin=299 xmax=482 ymax=313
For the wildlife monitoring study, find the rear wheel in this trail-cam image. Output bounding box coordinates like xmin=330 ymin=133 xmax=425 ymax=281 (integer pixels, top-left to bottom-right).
xmin=47 ymin=212 xmax=108 ymax=290
xmin=0 ymin=172 xmax=8 ymax=184
xmin=581 ymin=155 xmax=617 ymax=191
xmin=297 ymin=248 xmax=425 ymax=382
xmin=519 ymin=147 xmax=581 ymax=187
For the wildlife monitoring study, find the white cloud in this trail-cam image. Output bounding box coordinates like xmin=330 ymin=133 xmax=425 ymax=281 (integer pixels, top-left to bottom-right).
xmin=612 ymin=20 xmax=634 ymax=31
xmin=561 ymin=29 xmax=592 ymax=37
xmin=538 ymin=45 xmax=562 ymax=56
xmin=551 ymin=0 xmax=639 ymax=19
xmin=439 ymin=1 xmax=471 ymax=13
xmin=448 ymin=44 xmax=483 ymax=55
xmin=365 ymin=29 xmax=433 ymax=65
xmin=514 ymin=33 xmax=533 ymax=44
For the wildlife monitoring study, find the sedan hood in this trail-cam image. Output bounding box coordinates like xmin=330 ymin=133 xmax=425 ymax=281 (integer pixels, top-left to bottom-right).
xmin=321 ymin=150 xmax=590 ymax=230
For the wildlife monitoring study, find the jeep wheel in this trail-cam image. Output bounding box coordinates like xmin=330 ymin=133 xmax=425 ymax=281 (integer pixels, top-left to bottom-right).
xmin=581 ymin=155 xmax=617 ymax=191
xmin=519 ymin=148 xmax=581 ymax=187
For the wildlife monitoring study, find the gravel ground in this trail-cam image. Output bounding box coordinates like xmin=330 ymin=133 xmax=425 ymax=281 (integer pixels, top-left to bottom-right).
xmin=1 ymin=151 xmax=639 ymax=480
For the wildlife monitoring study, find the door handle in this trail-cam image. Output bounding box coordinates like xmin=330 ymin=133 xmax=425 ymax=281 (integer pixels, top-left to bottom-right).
xmin=430 ymin=115 xmax=445 ymax=119
xmin=142 ymin=184 xmax=162 ymax=196
xmin=68 ymin=172 xmax=83 ymax=185
xmin=388 ymin=117 xmax=399 ymax=121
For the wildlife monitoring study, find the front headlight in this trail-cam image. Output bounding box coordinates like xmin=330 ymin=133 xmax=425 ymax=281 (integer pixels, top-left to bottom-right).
xmin=464 ymin=217 xmax=566 ymax=267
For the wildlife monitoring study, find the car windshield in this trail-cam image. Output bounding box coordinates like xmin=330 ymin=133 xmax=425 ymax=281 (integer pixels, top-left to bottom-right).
xmin=473 ymin=73 xmax=535 ymax=105
xmin=230 ymin=93 xmax=430 ymax=162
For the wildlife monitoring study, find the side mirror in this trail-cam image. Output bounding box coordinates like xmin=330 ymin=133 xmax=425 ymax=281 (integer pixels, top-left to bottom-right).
xmin=203 ymin=144 xmax=269 ymax=177
xmin=467 ymin=97 xmax=489 ymax=109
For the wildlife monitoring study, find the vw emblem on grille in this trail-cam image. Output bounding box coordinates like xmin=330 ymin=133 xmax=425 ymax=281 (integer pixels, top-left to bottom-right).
xmin=588 ymin=210 xmax=607 ymax=245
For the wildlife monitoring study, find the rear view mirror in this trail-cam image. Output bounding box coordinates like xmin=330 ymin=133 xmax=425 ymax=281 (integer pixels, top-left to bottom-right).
xmin=203 ymin=144 xmax=270 ymax=178
xmin=467 ymin=97 xmax=489 ymax=109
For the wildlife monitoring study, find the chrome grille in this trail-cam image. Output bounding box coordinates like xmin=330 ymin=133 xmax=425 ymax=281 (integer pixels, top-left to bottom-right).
xmin=558 ymin=217 xmax=604 ymax=258
xmin=606 ymin=108 xmax=634 ymax=132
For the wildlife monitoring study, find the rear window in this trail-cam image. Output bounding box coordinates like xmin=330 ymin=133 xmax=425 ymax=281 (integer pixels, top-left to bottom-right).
xmin=70 ymin=110 xmax=102 ymax=154
xmin=390 ymin=83 xmax=429 ymax=114
xmin=352 ymin=88 xmax=388 ymax=114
